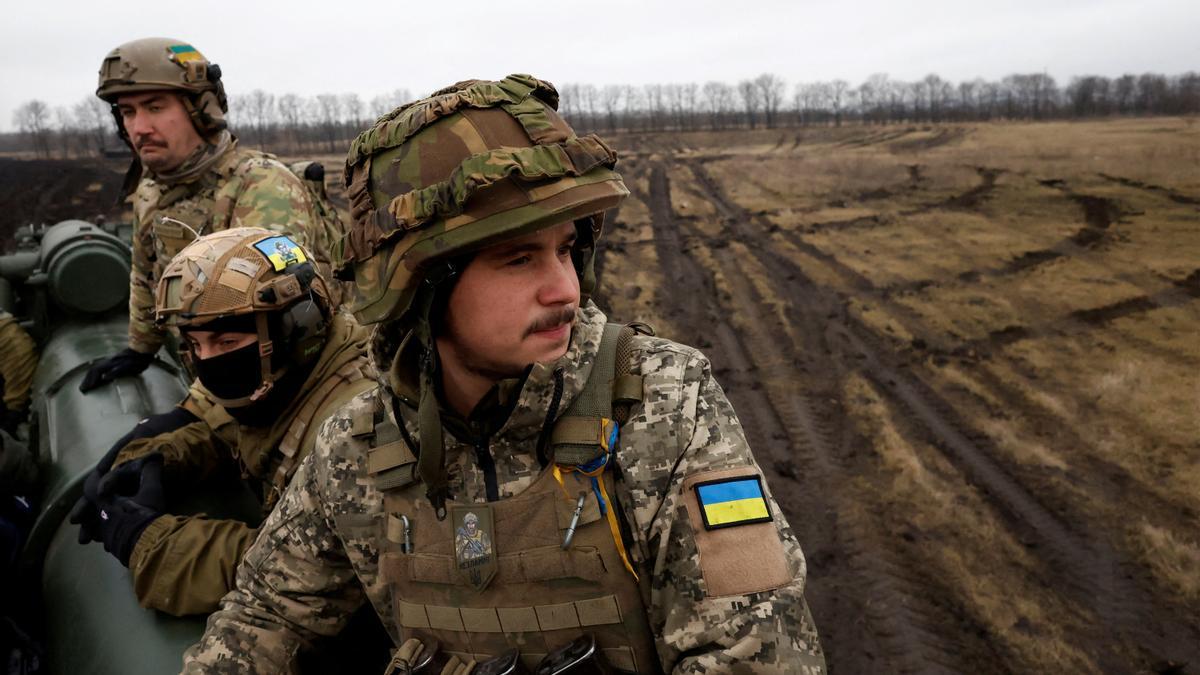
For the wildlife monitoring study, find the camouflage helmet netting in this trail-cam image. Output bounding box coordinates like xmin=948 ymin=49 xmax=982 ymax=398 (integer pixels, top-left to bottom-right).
xmin=338 ymin=74 xmax=629 ymax=326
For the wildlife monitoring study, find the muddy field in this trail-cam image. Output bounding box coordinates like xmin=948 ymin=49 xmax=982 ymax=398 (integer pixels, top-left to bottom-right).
xmin=3 ymin=118 xmax=1198 ymax=673
xmin=595 ymin=118 xmax=1200 ymax=674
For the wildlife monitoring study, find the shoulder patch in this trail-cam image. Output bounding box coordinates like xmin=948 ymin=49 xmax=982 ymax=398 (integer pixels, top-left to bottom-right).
xmin=682 ymin=467 xmax=791 ymax=597
xmin=693 ymin=475 xmax=772 ymax=529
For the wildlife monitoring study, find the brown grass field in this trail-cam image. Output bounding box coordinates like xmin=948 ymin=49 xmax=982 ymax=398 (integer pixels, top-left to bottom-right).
xmin=590 ymin=118 xmax=1200 ymax=674
xmin=3 ymin=117 xmax=1198 ymax=673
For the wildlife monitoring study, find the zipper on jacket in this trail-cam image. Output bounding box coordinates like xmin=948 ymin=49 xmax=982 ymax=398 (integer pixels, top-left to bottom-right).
xmin=474 ymin=437 xmax=500 ymax=502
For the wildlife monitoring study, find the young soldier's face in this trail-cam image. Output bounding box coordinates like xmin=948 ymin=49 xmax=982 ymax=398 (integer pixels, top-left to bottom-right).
xmin=116 ymin=91 xmax=204 ymax=173
xmin=438 ymin=221 xmax=580 ymax=380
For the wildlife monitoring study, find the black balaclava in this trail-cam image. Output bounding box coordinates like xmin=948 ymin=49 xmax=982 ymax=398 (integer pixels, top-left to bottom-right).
xmin=183 ymin=313 xmax=318 ymax=427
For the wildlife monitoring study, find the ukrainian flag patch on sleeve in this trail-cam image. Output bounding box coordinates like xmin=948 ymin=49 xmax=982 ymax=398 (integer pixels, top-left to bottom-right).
xmin=694 ymin=475 xmax=772 ymax=530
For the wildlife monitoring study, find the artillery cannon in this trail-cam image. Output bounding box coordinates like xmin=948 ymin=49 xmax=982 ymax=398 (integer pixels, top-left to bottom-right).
xmin=4 ymin=219 xmax=258 ymax=674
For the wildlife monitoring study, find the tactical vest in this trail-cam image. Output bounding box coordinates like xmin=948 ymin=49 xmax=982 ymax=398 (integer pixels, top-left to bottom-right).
xmin=366 ymin=323 xmax=661 ymax=673
xmin=198 ymin=358 xmax=372 ymax=510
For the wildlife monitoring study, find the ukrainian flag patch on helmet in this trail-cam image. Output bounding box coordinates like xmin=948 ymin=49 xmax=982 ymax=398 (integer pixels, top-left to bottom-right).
xmin=694 ymin=475 xmax=772 ymax=530
xmin=168 ymin=44 xmax=204 ymax=64
xmin=254 ymin=235 xmax=307 ymax=271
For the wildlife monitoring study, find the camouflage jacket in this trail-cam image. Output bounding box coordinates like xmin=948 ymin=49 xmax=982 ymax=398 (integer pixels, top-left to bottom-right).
xmin=115 ymin=313 xmax=373 ymax=616
xmin=126 ymin=140 xmax=337 ymax=354
xmin=0 ymin=311 xmax=37 ymax=413
xmin=183 ymin=303 xmax=826 ymax=673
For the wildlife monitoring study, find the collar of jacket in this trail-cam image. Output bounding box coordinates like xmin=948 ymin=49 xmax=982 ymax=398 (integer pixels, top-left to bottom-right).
xmin=210 ymin=310 xmax=370 ymax=477
xmin=386 ymin=301 xmax=609 ymax=445
xmin=144 ymin=130 xmax=237 ymax=187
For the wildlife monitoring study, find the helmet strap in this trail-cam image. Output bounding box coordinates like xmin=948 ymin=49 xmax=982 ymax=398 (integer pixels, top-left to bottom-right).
xmin=414 ymin=280 xmax=449 ymax=520
xmin=109 ymin=104 xmax=143 ymax=201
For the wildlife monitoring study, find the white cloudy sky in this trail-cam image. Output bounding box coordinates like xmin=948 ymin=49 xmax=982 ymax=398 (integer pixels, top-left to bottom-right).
xmin=2 ymin=0 xmax=1198 ymax=131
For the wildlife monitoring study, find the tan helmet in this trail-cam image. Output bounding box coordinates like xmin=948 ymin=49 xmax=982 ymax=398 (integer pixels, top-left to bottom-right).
xmin=97 ymin=37 xmax=228 ymax=137
xmin=156 ymin=227 xmax=332 ymax=407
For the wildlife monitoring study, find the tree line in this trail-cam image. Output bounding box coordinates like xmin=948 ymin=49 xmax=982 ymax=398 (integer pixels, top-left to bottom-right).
xmin=6 ymin=72 xmax=1199 ymax=159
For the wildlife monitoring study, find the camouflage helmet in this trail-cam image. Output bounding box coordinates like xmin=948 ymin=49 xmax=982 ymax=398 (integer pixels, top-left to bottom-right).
xmin=337 ymin=74 xmax=628 ymax=328
xmin=96 ymin=37 xmax=228 ymax=135
xmin=156 ymin=227 xmax=331 ymax=406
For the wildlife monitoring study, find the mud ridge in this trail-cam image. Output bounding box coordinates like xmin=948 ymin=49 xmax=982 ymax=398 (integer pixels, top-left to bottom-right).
xmin=881 ymin=182 xmax=1129 ymax=297
xmin=1097 ymin=172 xmax=1200 ymax=206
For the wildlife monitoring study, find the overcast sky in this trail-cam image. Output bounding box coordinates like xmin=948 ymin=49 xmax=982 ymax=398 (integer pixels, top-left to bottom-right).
xmin=3 ymin=0 xmax=1198 ymax=132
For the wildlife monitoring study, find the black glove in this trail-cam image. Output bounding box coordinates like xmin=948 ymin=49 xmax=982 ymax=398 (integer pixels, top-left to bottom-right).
xmin=68 ymin=454 xmax=164 ymax=566
xmin=79 ymin=348 xmax=156 ymax=393
xmin=66 ymin=406 xmax=198 ymax=550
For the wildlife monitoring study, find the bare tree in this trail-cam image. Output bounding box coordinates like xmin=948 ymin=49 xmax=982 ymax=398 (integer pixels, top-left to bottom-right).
xmin=54 ymin=106 xmax=77 ymax=158
xmin=702 ymin=81 xmax=732 ymax=130
xmin=315 ymin=94 xmax=343 ymax=152
xmin=342 ymin=93 xmax=365 ymax=133
xmin=277 ymin=93 xmax=305 ymax=153
xmin=754 ymin=74 xmax=786 ymax=128
xmin=13 ymin=100 xmax=52 ymax=158
xmin=73 ymin=96 xmax=110 ymax=156
xmin=600 ymin=85 xmax=623 ymax=132
xmin=369 ymin=88 xmax=414 ymax=119
xmin=243 ymin=89 xmax=276 ymax=150
xmin=829 ymin=80 xmax=851 ymax=126
xmin=737 ymin=79 xmax=760 ymax=129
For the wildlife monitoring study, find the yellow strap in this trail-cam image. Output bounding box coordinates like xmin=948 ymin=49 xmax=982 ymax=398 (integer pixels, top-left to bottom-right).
xmin=552 ymin=464 xmax=638 ymax=581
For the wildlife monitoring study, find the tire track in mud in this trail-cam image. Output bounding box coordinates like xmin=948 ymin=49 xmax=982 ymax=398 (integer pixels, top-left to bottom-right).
xmin=1097 ymin=172 xmax=1200 ymax=207
xmin=680 ymin=159 xmax=1200 ymax=673
xmin=678 ymin=161 xmax=989 ymax=674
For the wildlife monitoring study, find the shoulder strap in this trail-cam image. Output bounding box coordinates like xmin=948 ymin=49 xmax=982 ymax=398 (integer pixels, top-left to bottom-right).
xmin=549 ymin=323 xmax=645 ymax=466
xmin=267 ymin=360 xmax=371 ymax=503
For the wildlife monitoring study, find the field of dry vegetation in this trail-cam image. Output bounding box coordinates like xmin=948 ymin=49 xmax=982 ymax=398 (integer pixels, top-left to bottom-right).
xmin=2 ymin=117 xmax=1196 ymax=673
xmin=592 ymin=118 xmax=1200 ymax=674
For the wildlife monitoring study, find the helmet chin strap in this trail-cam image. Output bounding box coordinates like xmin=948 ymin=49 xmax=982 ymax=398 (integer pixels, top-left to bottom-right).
xmin=415 ymin=280 xmax=448 ymax=521
xmin=202 ymin=312 xmax=286 ymax=408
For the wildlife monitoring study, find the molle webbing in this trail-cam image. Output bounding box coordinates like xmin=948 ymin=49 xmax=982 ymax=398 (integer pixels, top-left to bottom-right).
xmin=550 ymin=323 xmax=642 ymax=466
xmin=266 ymin=360 xmax=370 ymax=507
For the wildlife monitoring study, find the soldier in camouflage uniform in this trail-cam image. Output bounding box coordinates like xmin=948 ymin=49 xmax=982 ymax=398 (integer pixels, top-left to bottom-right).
xmin=0 ymin=311 xmax=37 ymax=436
xmin=184 ymin=76 xmax=825 ymax=673
xmin=69 ymin=229 xmax=374 ymax=617
xmin=80 ymin=37 xmax=340 ymax=392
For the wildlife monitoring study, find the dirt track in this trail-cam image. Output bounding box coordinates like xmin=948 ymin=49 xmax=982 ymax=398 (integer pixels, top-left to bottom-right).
xmin=598 ymin=121 xmax=1200 ymax=674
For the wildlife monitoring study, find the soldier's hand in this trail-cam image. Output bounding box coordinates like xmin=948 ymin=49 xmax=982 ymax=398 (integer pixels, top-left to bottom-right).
xmin=87 ymin=453 xmax=166 ymax=566
xmin=79 ymin=348 xmax=155 ymax=393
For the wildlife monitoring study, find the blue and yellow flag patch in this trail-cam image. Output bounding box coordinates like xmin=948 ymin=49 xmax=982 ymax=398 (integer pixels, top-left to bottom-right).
xmin=168 ymin=44 xmax=204 ymax=64
xmin=253 ymin=235 xmax=307 ymax=271
xmin=694 ymin=476 xmax=772 ymax=530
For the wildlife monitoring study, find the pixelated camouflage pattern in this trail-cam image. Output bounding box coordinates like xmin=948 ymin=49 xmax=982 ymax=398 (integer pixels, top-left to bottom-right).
xmin=339 ymin=75 xmax=627 ymax=327
xmin=114 ymin=312 xmax=373 ymax=616
xmin=182 ymin=303 xmax=825 ymax=673
xmin=0 ymin=311 xmax=37 ymax=413
xmin=126 ymin=140 xmax=335 ymax=354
